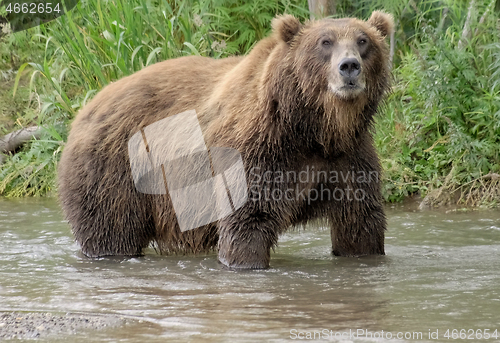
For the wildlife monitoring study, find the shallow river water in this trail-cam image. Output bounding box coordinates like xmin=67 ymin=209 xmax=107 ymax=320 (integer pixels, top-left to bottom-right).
xmin=0 ymin=197 xmax=499 ymax=342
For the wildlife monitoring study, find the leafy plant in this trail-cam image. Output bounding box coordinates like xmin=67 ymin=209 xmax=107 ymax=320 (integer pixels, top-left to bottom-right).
xmin=375 ymin=0 xmax=500 ymax=205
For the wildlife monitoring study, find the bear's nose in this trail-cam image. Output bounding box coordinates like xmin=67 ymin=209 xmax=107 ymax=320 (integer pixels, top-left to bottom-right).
xmin=338 ymin=58 xmax=361 ymax=77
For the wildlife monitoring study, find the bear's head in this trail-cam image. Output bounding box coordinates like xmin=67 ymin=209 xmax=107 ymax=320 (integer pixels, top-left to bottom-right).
xmin=263 ymin=11 xmax=394 ymax=149
xmin=272 ymin=11 xmax=393 ymax=101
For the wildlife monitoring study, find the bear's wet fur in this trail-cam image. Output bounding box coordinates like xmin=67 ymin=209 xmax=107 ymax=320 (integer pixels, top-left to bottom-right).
xmin=58 ymin=11 xmax=394 ymax=268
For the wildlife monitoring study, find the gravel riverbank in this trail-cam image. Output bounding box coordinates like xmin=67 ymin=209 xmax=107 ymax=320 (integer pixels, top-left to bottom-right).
xmin=0 ymin=312 xmax=125 ymax=340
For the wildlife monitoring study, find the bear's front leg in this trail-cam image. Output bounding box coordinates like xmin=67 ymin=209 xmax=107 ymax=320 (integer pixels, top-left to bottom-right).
xmin=330 ymin=197 xmax=386 ymax=257
xmin=217 ymin=213 xmax=278 ymax=269
xmin=329 ymin=147 xmax=386 ymax=256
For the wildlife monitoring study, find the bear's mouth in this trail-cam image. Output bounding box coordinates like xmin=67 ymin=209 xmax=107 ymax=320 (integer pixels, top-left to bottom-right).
xmin=329 ymin=80 xmax=364 ymax=99
xmin=346 ymin=80 xmax=358 ymax=88
xmin=341 ymin=77 xmax=363 ymax=90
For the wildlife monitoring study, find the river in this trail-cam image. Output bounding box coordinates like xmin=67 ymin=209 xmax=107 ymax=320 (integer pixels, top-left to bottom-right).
xmin=0 ymin=198 xmax=499 ymax=342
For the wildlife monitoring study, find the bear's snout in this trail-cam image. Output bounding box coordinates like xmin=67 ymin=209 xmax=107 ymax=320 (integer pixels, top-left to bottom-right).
xmin=338 ymin=58 xmax=361 ymax=78
xmin=329 ymin=54 xmax=366 ymax=99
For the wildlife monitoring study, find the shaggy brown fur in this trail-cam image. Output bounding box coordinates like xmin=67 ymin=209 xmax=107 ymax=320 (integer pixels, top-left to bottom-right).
xmin=58 ymin=11 xmax=394 ymax=268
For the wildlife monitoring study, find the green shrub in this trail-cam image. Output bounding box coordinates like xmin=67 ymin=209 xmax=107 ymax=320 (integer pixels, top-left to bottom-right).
xmin=375 ymin=0 xmax=500 ymax=205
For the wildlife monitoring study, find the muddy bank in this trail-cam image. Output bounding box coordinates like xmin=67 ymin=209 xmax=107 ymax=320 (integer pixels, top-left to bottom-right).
xmin=0 ymin=312 xmax=125 ymax=340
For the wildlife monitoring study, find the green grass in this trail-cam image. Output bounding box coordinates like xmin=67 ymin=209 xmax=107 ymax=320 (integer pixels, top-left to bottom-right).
xmin=1 ymin=0 xmax=499 ymax=206
xmin=0 ymin=0 xmax=311 ymax=196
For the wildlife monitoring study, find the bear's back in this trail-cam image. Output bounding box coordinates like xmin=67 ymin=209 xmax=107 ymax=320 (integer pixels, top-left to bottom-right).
xmin=69 ymin=55 xmax=243 ymax=145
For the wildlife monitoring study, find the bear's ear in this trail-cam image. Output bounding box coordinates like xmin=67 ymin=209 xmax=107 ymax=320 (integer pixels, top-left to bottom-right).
xmin=272 ymin=15 xmax=302 ymax=44
xmin=367 ymin=11 xmax=394 ymax=38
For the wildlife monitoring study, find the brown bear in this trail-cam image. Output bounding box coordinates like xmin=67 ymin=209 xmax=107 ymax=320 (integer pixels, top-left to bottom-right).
xmin=58 ymin=11 xmax=394 ymax=269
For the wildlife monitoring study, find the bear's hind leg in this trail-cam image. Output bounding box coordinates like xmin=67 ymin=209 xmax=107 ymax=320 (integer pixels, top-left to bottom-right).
xmin=59 ymin=158 xmax=156 ymax=257
xmin=70 ymin=193 xmax=157 ymax=257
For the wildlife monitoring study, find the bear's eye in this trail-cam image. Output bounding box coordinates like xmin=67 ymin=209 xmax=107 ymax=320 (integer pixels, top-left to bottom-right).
xmin=321 ymin=39 xmax=332 ymax=46
xmin=358 ymin=38 xmax=367 ymax=45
